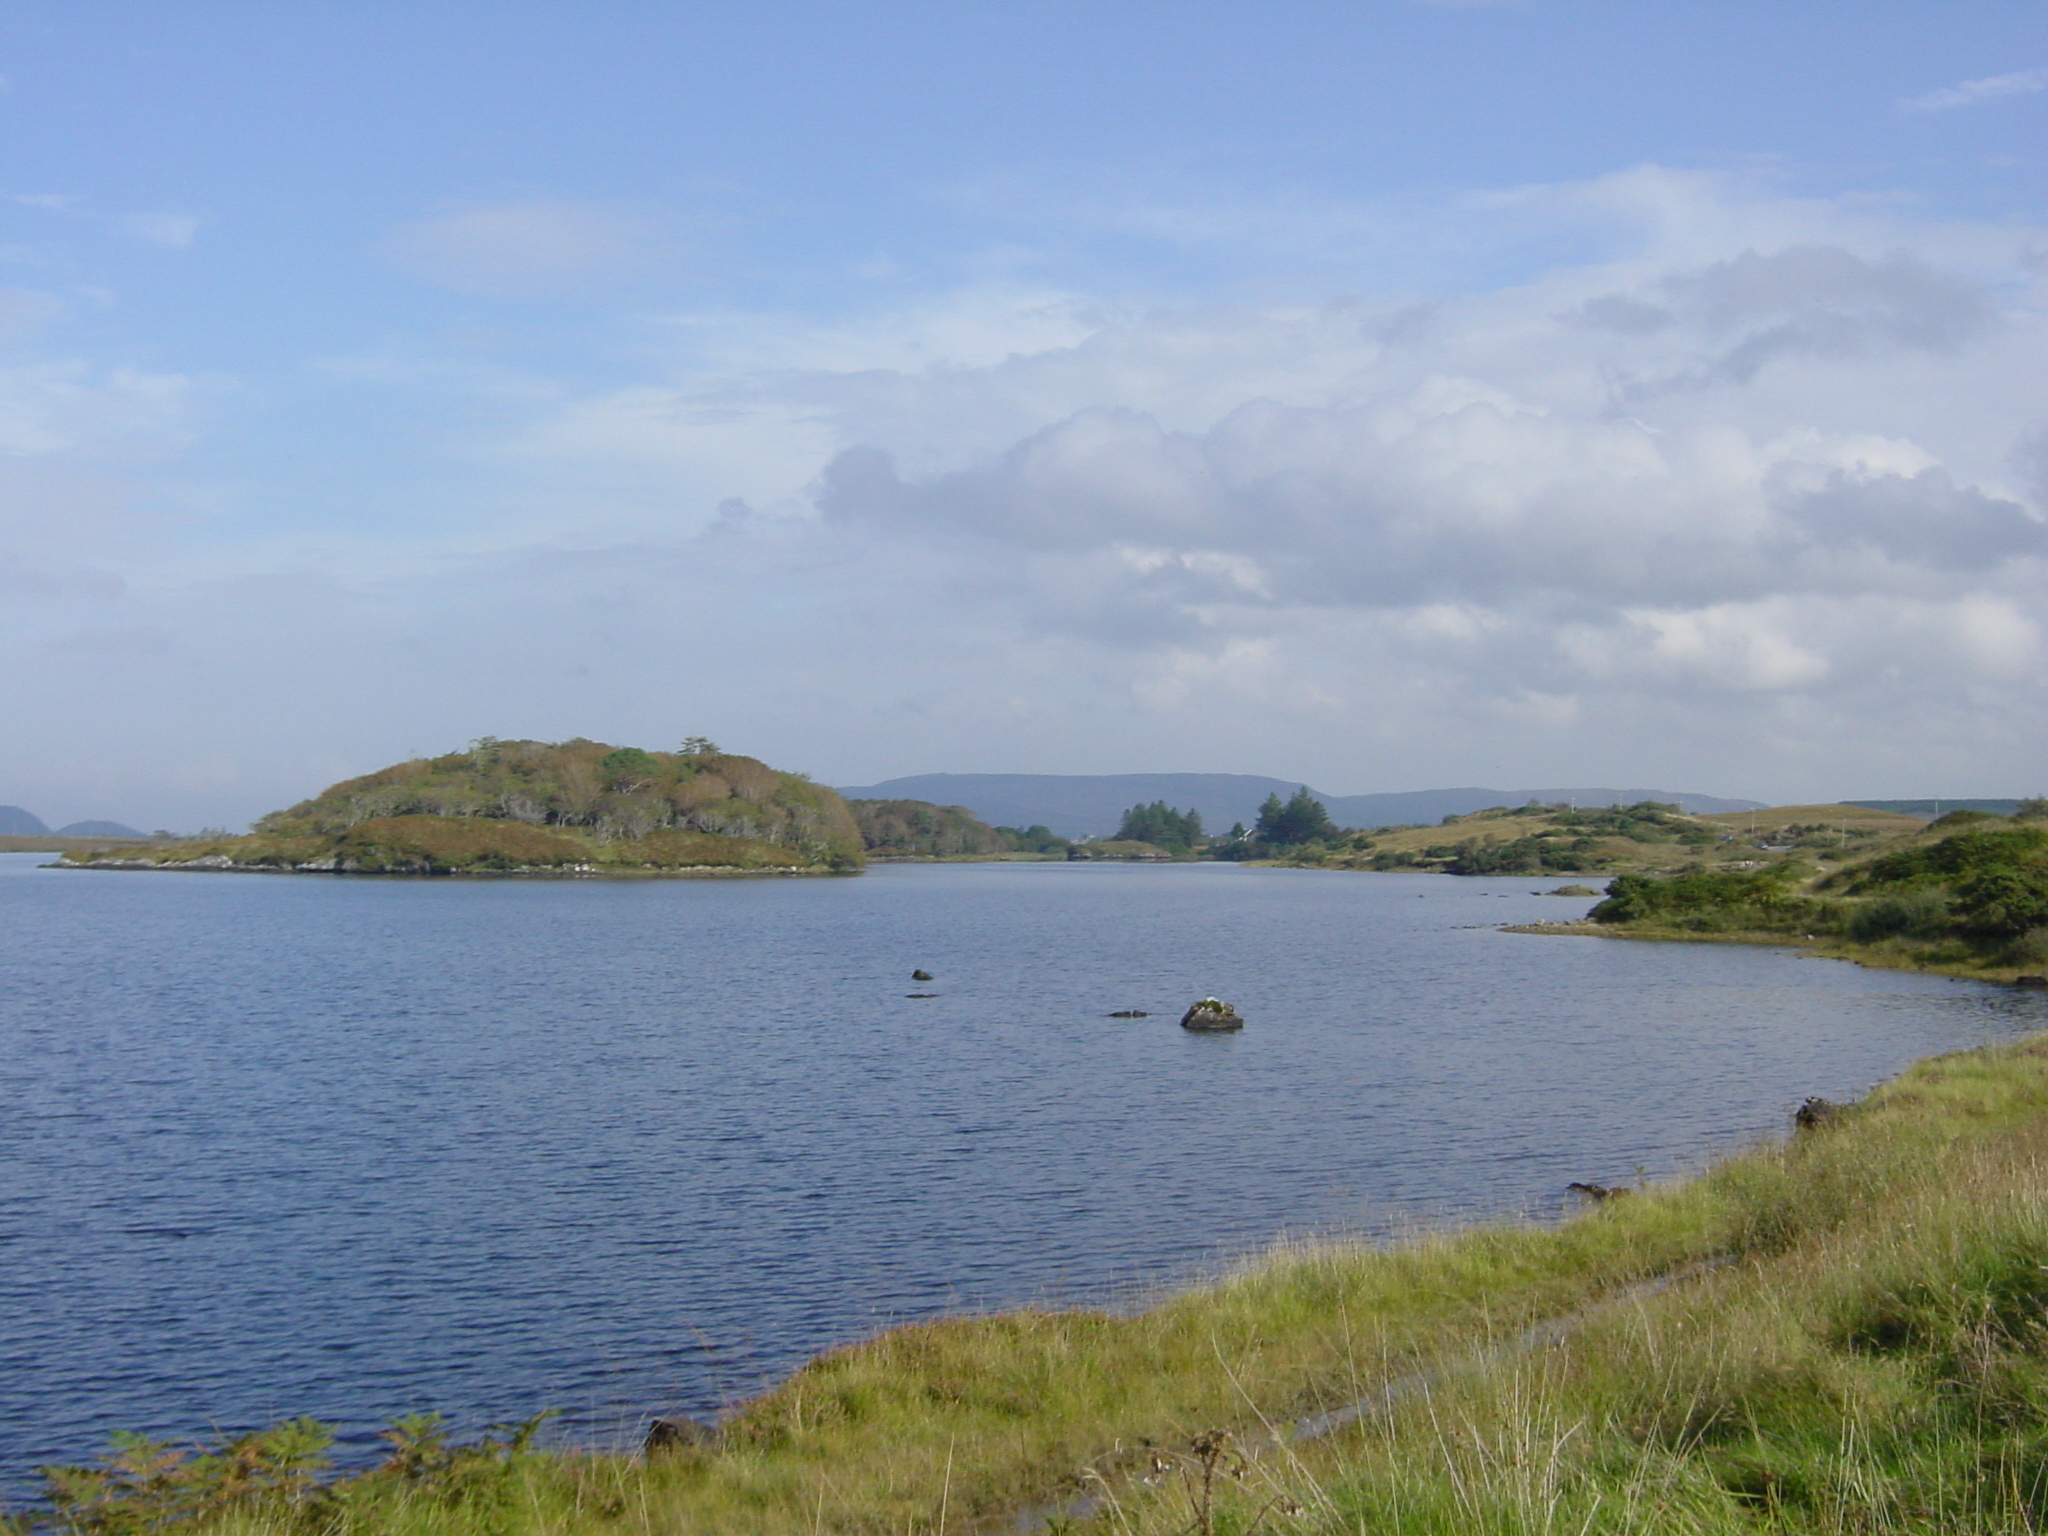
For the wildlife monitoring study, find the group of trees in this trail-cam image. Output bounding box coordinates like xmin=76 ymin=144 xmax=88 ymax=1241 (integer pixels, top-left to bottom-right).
xmin=1094 ymin=788 xmax=1345 ymax=860
xmin=1115 ymin=801 xmax=1206 ymax=852
xmin=847 ymin=785 xmax=1359 ymax=863
xmin=846 ymin=799 xmax=1013 ymax=858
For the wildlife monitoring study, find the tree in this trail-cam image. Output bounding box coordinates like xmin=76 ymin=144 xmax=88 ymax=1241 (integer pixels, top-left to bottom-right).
xmin=1115 ymin=801 xmax=1204 ymax=851
xmin=998 ymin=823 xmax=1070 ymax=855
xmin=599 ymin=747 xmax=658 ymax=787
xmin=1254 ymin=788 xmax=1336 ymax=847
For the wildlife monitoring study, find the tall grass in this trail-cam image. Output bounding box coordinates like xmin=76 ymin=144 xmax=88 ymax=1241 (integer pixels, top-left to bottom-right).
xmin=22 ymin=1036 xmax=2048 ymax=1535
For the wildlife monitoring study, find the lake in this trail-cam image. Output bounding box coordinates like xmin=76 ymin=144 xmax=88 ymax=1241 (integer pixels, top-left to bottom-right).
xmin=1 ymin=852 xmax=2041 ymax=1490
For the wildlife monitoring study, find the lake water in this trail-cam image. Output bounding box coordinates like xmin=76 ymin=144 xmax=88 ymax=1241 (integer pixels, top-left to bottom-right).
xmin=2 ymin=851 xmax=2042 ymax=1490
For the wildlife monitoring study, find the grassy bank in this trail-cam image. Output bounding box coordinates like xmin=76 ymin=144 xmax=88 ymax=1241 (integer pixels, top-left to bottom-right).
xmin=1526 ymin=812 xmax=2048 ymax=984
xmin=23 ymin=1029 xmax=2048 ymax=1534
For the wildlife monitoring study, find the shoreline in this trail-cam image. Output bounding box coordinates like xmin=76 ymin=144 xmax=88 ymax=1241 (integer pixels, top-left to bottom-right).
xmin=1504 ymin=914 xmax=2048 ymax=986
xmin=27 ymin=1021 xmax=2048 ymax=1534
xmin=49 ymin=855 xmax=849 ymax=879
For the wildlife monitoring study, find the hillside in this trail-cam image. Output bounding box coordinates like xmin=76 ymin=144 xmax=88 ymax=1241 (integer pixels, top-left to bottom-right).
xmin=833 ymin=773 xmax=1763 ymax=839
xmin=57 ymin=739 xmax=864 ymax=875
xmin=1271 ymin=799 xmax=1926 ymax=877
xmin=1556 ymin=804 xmax=2048 ymax=981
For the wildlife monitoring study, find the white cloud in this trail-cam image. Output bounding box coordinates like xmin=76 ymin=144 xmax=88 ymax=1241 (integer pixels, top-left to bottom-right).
xmin=121 ymin=212 xmax=199 ymax=248
xmin=1902 ymin=66 xmax=2048 ymax=113
xmin=7 ymin=165 xmax=2048 ymax=820
xmin=380 ymin=199 xmax=658 ymax=296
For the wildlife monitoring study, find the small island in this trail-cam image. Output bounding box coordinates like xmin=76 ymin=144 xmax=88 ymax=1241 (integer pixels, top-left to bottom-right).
xmin=56 ymin=738 xmax=865 ymax=877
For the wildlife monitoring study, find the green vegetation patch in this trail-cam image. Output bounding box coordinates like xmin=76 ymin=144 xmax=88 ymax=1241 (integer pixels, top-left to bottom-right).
xmin=1585 ymin=816 xmax=2048 ymax=974
xmin=845 ymin=799 xmax=1011 ymax=858
xmin=58 ymin=738 xmax=864 ymax=875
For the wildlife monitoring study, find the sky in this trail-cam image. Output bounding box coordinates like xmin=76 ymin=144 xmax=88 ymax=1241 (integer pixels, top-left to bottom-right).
xmin=2 ymin=1 xmax=2046 ymax=829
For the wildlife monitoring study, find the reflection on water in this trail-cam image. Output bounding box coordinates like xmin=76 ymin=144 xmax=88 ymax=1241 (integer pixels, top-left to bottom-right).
xmin=0 ymin=852 xmax=2040 ymax=1482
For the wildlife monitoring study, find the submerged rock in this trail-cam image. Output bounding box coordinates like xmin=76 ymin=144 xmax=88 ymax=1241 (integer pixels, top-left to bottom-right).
xmin=1108 ymin=1009 xmax=1149 ymax=1018
xmin=911 ymin=969 xmax=933 ymax=981
xmin=1179 ymin=998 xmax=1243 ymax=1032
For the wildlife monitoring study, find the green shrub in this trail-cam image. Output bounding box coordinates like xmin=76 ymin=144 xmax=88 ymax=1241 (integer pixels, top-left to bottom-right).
xmin=1846 ymin=889 xmax=1951 ymax=943
xmin=1591 ymin=865 xmax=1810 ymax=926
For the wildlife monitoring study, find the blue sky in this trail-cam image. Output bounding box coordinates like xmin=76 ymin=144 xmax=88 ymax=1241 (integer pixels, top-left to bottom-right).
xmin=3 ymin=2 xmax=2046 ymax=827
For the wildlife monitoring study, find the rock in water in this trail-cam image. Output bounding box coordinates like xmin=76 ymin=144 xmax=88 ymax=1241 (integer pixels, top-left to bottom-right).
xmin=1179 ymin=998 xmax=1243 ymax=1032
xmin=1567 ymin=1181 xmax=1628 ymax=1202
xmin=1794 ymin=1096 xmax=1844 ymax=1131
xmin=911 ymin=969 xmax=933 ymax=981
xmin=644 ymin=1415 xmax=719 ymax=1455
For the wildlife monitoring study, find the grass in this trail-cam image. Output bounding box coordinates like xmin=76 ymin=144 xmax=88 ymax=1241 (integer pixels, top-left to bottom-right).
xmin=26 ymin=1032 xmax=2048 ymax=1534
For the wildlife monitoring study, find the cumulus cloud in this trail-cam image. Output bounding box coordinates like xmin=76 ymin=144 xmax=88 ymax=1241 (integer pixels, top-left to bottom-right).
xmin=380 ymin=199 xmax=658 ymax=296
xmin=7 ymin=166 xmax=2047 ymax=822
xmin=1902 ymin=66 xmax=2048 ymax=113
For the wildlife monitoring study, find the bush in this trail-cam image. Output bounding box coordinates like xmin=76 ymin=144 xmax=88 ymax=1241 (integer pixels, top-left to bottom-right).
xmin=1952 ymin=866 xmax=2048 ymax=942
xmin=1846 ymin=890 xmax=1951 ymax=943
xmin=1591 ymin=865 xmax=1810 ymax=926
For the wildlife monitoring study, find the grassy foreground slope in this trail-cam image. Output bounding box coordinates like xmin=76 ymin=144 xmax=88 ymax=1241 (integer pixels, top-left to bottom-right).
xmin=56 ymin=740 xmax=865 ymax=875
xmin=30 ymin=1033 xmax=2048 ymax=1535
xmin=1578 ymin=808 xmax=2048 ymax=981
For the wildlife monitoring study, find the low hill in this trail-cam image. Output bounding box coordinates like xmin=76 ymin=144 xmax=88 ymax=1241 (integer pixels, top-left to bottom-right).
xmin=0 ymin=804 xmax=49 ymax=836
xmin=1846 ymin=798 xmax=2031 ymax=818
xmin=833 ymin=773 xmax=1762 ymax=838
xmin=59 ymin=740 xmax=864 ymax=876
xmin=1573 ymin=806 xmax=2048 ymax=980
xmin=55 ymin=819 xmax=145 ymax=838
xmin=1281 ymin=800 xmax=1928 ymax=877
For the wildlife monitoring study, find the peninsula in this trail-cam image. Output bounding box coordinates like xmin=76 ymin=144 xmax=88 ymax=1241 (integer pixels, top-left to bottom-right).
xmin=1521 ymin=803 xmax=2048 ymax=983
xmin=55 ymin=738 xmax=865 ymax=876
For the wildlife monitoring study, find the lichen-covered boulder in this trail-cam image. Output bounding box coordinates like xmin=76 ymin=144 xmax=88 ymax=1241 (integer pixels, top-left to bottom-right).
xmin=1180 ymin=998 xmax=1243 ymax=1032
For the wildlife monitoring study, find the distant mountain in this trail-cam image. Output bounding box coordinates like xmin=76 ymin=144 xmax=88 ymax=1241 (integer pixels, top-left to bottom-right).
xmin=831 ymin=774 xmax=1765 ymax=839
xmin=55 ymin=821 xmax=146 ymax=838
xmin=0 ymin=805 xmax=49 ymax=836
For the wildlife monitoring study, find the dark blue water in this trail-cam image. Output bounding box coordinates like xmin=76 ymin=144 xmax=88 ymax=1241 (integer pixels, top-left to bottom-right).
xmin=2 ymin=853 xmax=2042 ymax=1490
